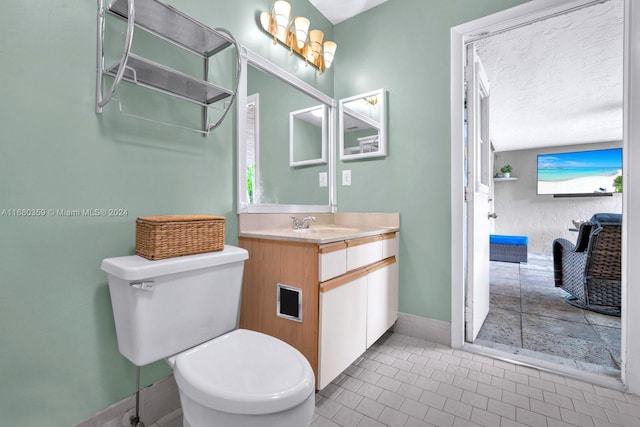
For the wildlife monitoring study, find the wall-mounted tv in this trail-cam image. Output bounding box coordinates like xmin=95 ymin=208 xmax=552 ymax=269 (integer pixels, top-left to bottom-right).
xmin=537 ymin=147 xmax=622 ymax=196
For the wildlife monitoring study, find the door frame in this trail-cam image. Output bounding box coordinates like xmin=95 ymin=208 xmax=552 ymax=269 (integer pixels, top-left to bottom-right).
xmin=450 ymin=0 xmax=640 ymax=393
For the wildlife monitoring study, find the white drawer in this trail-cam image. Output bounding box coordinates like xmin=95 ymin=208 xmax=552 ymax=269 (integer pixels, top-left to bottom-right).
xmin=347 ymin=236 xmax=383 ymax=271
xmin=382 ymin=232 xmax=398 ymax=258
xmin=319 ymin=242 xmax=347 ymax=282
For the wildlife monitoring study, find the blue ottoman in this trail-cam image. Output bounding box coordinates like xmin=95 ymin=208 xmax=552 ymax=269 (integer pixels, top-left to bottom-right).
xmin=490 ymin=234 xmax=528 ymax=263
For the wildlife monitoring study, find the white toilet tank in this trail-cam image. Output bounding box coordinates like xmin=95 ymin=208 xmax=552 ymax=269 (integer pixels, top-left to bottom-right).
xmin=101 ymin=245 xmax=249 ymax=366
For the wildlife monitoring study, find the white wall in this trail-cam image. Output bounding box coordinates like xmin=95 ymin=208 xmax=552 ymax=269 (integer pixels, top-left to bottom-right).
xmin=493 ymin=142 xmax=623 ymax=252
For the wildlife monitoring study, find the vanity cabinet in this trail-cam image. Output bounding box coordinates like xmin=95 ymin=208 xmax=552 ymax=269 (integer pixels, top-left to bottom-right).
xmin=238 ymin=231 xmax=399 ymax=389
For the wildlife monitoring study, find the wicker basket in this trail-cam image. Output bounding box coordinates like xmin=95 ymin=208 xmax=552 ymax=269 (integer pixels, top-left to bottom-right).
xmin=135 ymin=215 xmax=225 ymax=260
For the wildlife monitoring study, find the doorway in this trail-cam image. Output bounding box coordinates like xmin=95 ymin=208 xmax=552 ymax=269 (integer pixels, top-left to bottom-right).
xmin=472 ymin=0 xmax=623 ymax=377
xmin=450 ymin=0 xmax=635 ymax=391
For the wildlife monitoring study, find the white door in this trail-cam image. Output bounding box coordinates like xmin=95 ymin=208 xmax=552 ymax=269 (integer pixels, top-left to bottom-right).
xmin=465 ymin=44 xmax=492 ymax=343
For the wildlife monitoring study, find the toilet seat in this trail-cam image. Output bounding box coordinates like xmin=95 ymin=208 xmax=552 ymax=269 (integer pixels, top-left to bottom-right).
xmin=173 ymin=329 xmax=315 ymax=415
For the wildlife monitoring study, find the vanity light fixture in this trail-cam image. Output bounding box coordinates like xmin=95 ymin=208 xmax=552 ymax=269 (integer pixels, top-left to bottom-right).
xmin=259 ymin=1 xmax=337 ymax=73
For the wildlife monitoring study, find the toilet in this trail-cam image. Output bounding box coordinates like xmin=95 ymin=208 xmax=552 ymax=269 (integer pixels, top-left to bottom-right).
xmin=101 ymin=245 xmax=315 ymax=427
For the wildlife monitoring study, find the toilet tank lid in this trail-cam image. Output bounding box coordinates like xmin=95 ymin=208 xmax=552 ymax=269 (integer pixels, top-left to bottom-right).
xmin=100 ymin=245 xmax=248 ymax=281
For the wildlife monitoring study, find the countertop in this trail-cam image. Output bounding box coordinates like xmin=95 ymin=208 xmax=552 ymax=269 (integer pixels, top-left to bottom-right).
xmin=238 ymin=224 xmax=399 ymax=244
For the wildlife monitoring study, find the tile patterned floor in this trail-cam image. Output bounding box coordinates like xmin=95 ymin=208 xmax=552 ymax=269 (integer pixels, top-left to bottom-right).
xmin=150 ymin=332 xmax=640 ymax=427
xmin=311 ymin=333 xmax=640 ymax=427
xmin=476 ymin=253 xmax=621 ymax=377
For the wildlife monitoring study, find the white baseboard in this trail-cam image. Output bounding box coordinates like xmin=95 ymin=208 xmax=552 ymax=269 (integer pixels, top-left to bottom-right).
xmin=393 ymin=312 xmax=451 ymax=346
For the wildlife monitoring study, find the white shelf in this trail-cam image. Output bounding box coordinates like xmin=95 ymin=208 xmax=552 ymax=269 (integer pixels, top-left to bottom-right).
xmin=493 ymin=177 xmax=518 ymax=181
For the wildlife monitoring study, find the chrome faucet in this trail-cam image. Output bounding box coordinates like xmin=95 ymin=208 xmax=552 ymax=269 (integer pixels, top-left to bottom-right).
xmin=290 ymin=216 xmax=316 ymax=229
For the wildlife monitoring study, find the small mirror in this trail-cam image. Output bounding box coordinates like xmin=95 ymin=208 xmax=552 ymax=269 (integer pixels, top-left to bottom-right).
xmin=339 ymin=89 xmax=387 ymax=160
xmin=290 ymin=105 xmax=327 ymax=167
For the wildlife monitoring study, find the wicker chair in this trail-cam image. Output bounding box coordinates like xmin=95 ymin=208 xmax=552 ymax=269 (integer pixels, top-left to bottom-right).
xmin=552 ymin=213 xmax=622 ymax=316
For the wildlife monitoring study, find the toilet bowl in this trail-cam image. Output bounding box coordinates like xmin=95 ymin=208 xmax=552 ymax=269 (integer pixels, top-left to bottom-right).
xmin=101 ymin=246 xmax=315 ymax=427
xmin=169 ymin=329 xmax=315 ymax=427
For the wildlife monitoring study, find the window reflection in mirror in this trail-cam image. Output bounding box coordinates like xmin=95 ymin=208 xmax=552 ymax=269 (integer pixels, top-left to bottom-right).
xmin=290 ymin=105 xmax=327 ymax=167
xmin=246 ymin=94 xmax=259 ymax=204
xmin=339 ymin=89 xmax=387 ymax=160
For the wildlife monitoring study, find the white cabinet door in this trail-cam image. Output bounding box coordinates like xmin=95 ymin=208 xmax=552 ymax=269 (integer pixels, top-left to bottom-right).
xmin=367 ymin=258 xmax=398 ymax=347
xmin=318 ymin=272 xmax=368 ymax=389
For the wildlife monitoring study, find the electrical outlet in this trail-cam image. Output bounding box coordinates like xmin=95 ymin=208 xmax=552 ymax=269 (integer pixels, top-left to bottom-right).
xmin=342 ymin=170 xmax=352 ymax=186
xmin=319 ymin=172 xmax=328 ymax=187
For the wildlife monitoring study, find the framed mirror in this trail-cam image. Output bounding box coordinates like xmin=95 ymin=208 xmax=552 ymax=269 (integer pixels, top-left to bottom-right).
xmin=339 ymin=89 xmax=387 ymax=160
xmin=290 ymin=105 xmax=327 ymax=167
xmin=237 ymin=48 xmax=336 ymax=213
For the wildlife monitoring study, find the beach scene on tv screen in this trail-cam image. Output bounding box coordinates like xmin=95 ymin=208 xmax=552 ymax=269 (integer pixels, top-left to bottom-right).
xmin=537 ymin=148 xmax=622 ymax=195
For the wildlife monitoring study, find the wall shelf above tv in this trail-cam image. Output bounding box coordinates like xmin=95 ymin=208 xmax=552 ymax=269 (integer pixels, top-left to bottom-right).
xmin=553 ymin=192 xmax=613 ymax=198
xmin=494 ymin=177 xmax=518 ymax=181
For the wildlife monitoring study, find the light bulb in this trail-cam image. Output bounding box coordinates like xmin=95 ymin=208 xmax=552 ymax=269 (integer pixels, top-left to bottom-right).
xmin=273 ymin=1 xmax=291 ymax=40
xmin=294 ymin=17 xmax=310 ymax=49
xmin=323 ymin=41 xmax=337 ymax=68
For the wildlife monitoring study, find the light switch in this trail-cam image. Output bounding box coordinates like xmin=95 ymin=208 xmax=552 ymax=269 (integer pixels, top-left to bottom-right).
xmin=319 ymin=172 xmax=328 ymax=187
xmin=342 ymin=170 xmax=352 ymax=186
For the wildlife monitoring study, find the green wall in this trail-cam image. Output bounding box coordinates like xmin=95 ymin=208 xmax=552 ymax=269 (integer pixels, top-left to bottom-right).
xmin=0 ymin=0 xmax=537 ymax=425
xmin=333 ymin=0 xmax=529 ymax=321
xmin=0 ymin=1 xmax=332 ymax=425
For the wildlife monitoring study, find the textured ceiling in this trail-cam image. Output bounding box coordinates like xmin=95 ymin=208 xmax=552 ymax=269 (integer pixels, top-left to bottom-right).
xmin=309 ymin=0 xmax=389 ymax=24
xmin=475 ymin=0 xmax=623 ymax=152
xmin=310 ymin=0 xmax=622 ymax=152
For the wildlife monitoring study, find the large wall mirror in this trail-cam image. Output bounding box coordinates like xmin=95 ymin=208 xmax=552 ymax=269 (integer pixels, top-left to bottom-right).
xmin=339 ymin=89 xmax=387 ymax=160
xmin=237 ymin=49 xmax=336 ymax=213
